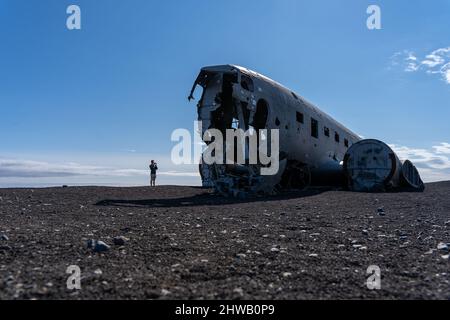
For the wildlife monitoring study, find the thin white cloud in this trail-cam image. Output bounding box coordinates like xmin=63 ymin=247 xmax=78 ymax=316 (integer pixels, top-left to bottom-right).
xmin=0 ymin=158 xmax=198 ymax=178
xmin=391 ymin=47 xmax=450 ymax=84
xmin=390 ymin=143 xmax=450 ymax=182
xmin=432 ymin=142 xmax=450 ymax=154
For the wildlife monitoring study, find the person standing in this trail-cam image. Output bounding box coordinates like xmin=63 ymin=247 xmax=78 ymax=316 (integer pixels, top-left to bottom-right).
xmin=149 ymin=160 xmax=158 ymax=186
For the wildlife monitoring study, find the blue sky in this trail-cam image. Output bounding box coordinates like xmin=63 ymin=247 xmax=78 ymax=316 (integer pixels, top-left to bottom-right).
xmin=1 ymin=0 xmax=449 ymax=187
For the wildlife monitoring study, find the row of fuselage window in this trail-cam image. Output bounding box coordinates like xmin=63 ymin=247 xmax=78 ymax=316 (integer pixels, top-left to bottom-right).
xmin=296 ymin=111 xmax=349 ymax=148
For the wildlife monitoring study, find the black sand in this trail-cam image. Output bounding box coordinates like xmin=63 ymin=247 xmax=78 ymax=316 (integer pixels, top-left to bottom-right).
xmin=0 ymin=182 xmax=449 ymax=299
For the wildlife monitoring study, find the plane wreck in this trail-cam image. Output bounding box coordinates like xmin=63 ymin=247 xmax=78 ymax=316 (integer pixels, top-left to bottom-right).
xmin=188 ymin=65 xmax=424 ymax=197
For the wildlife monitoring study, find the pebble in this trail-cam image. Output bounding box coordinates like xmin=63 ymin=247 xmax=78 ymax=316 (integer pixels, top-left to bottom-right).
xmin=94 ymin=269 xmax=103 ymax=275
xmin=270 ymin=247 xmax=280 ymax=252
xmin=233 ymin=287 xmax=244 ymax=296
xmin=362 ymin=230 xmax=368 ymax=236
xmin=437 ymin=242 xmax=449 ymax=252
xmin=445 ymin=220 xmax=450 ymax=226
xmin=87 ymin=240 xmax=110 ymax=252
xmin=0 ymin=245 xmax=12 ymax=251
xmin=236 ymin=253 xmax=247 ymax=259
xmin=161 ymin=289 xmax=171 ymax=296
xmin=0 ymin=234 xmax=9 ymax=241
xmin=308 ymin=253 xmax=318 ymax=257
xmin=113 ymin=236 xmax=129 ymax=246
xmin=282 ymin=272 xmax=292 ymax=278
xmin=377 ymin=208 xmax=385 ymax=216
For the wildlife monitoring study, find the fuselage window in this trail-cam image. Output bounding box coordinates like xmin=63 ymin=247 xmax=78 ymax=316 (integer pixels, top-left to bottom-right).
xmin=311 ymin=118 xmax=319 ymax=138
xmin=344 ymin=139 xmax=349 ymax=147
xmin=296 ymin=112 xmax=304 ymax=124
xmin=335 ymin=132 xmax=340 ymax=143
xmin=324 ymin=127 xmax=330 ymax=137
xmin=291 ymin=92 xmax=299 ymax=100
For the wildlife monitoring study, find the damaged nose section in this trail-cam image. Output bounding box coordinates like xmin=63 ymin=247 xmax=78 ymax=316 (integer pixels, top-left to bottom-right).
xmin=189 ymin=65 xmax=285 ymax=197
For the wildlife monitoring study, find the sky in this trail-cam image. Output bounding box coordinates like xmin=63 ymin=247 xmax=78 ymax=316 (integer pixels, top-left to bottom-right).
xmin=0 ymin=0 xmax=449 ymax=187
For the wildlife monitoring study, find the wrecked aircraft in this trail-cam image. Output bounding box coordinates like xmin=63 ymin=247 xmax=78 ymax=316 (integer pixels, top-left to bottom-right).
xmin=188 ymin=65 xmax=424 ymax=197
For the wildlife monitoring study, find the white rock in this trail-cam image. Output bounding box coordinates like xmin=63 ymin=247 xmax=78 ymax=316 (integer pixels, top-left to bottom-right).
xmin=233 ymin=287 xmax=244 ymax=296
xmin=437 ymin=242 xmax=449 ymax=252
xmin=94 ymin=269 xmax=102 ymax=275
xmin=161 ymin=289 xmax=171 ymax=296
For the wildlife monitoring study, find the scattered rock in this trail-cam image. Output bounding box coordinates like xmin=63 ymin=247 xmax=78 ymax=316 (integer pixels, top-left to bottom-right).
xmin=113 ymin=236 xmax=129 ymax=246
xmin=233 ymin=287 xmax=244 ymax=296
xmin=87 ymin=240 xmax=110 ymax=253
xmin=377 ymin=208 xmax=385 ymax=216
xmin=270 ymin=247 xmax=280 ymax=252
xmin=362 ymin=230 xmax=368 ymax=236
xmin=282 ymin=272 xmax=292 ymax=277
xmin=94 ymin=269 xmax=103 ymax=275
xmin=0 ymin=245 xmax=12 ymax=252
xmin=308 ymin=253 xmax=318 ymax=257
xmin=0 ymin=234 xmax=9 ymax=241
xmin=161 ymin=289 xmax=171 ymax=296
xmin=437 ymin=242 xmax=449 ymax=252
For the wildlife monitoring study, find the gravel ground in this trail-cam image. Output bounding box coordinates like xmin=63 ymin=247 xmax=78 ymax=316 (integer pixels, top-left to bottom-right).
xmin=0 ymin=182 xmax=449 ymax=300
